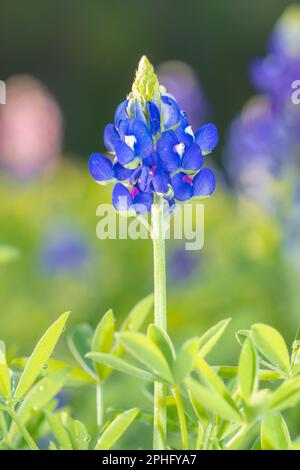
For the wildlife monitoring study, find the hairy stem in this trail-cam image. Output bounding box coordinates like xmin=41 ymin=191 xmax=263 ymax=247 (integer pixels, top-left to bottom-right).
xmin=96 ymin=383 xmax=103 ymax=428
xmin=3 ymin=406 xmax=38 ymax=450
xmin=151 ymin=200 xmax=167 ymax=450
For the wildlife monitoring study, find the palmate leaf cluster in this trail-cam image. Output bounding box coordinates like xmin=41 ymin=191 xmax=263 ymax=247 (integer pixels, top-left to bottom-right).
xmin=0 ymin=295 xmax=300 ymax=450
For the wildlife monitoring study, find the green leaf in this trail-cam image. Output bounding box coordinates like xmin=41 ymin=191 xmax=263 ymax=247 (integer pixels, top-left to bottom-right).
xmin=213 ymin=366 xmax=282 ymax=382
xmin=67 ymin=323 xmax=97 ymax=379
xmin=227 ymin=422 xmax=260 ymax=450
xmin=235 ymin=329 xmax=250 ymax=346
xmin=118 ymin=332 xmax=173 ymax=383
xmin=0 ymin=341 xmax=11 ymax=399
xmin=95 ymin=408 xmax=139 ymax=450
xmin=187 ymin=389 xmax=209 ymax=422
xmin=14 ymin=312 xmax=70 ymax=401
xmin=59 ymin=413 xmax=90 ymax=449
xmin=9 ymin=368 xmax=69 ymax=440
xmin=91 ymin=309 xmax=115 ymax=381
xmin=72 ymin=420 xmax=90 ymax=450
xmin=12 ymin=357 xmax=95 ymax=387
xmin=251 ymin=324 xmax=290 ymax=373
xmin=147 ymin=324 xmax=175 ymax=368
xmin=291 ymin=327 xmax=300 ymax=373
xmin=198 ymin=318 xmax=231 ymax=358
xmin=270 ymin=377 xmax=300 ymax=411
xmin=45 ymin=410 xmax=73 ymax=450
xmin=186 ymin=377 xmax=242 ymax=423
xmin=87 ymin=352 xmax=154 ymax=382
xmin=238 ymin=338 xmax=258 ymax=402
xmin=261 ymin=414 xmax=291 ymax=450
xmin=173 ymin=337 xmax=200 ymax=384
xmin=121 ymin=294 xmax=153 ymax=332
xmin=196 ymin=356 xmax=241 ymax=419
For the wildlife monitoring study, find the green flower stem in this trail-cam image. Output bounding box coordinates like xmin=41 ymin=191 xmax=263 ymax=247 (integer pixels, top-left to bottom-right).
xmin=96 ymin=383 xmax=103 ymax=427
xmin=2 ymin=405 xmax=38 ymax=450
xmin=172 ymin=386 xmax=189 ymax=450
xmin=151 ymin=199 xmax=167 ymax=450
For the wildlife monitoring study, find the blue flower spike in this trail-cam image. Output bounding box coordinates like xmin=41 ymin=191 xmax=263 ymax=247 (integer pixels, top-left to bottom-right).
xmin=89 ymin=55 xmax=218 ymax=212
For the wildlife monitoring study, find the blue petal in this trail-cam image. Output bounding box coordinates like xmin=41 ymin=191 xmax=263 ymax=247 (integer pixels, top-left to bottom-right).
xmin=104 ymin=124 xmax=120 ymax=151
xmin=130 ymin=119 xmax=153 ymax=158
xmin=88 ymin=153 xmax=114 ymax=181
xmin=174 ymin=116 xmax=195 ymax=146
xmin=114 ymin=100 xmax=129 ymax=127
xmin=152 ymin=167 xmax=170 ymax=194
xmin=193 ymin=168 xmax=216 ymax=197
xmin=161 ymin=95 xmax=181 ymax=130
xmin=171 ymin=172 xmax=193 ymax=201
xmin=195 ymin=124 xmax=219 ymax=154
xmin=138 ymin=167 xmax=152 ymax=193
xmin=119 ymin=119 xmax=153 ymax=158
xmin=114 ymin=139 xmax=135 ymax=165
xmin=157 ymin=131 xmax=180 ymax=172
xmin=113 ymin=162 xmax=134 ymax=181
xmin=112 ymin=183 xmax=132 ymax=212
xmin=147 ymin=101 xmax=161 ymax=135
xmin=182 ymin=142 xmax=203 ymax=171
xmin=132 ymin=190 xmax=153 ymax=213
xmin=143 ymin=152 xmax=159 ymax=167
xmin=166 ymin=197 xmax=176 ymax=211
xmin=130 ymin=166 xmax=142 ymax=184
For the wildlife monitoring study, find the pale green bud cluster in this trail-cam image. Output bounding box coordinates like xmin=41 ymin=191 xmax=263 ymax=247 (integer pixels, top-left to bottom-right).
xmin=127 ymin=56 xmax=161 ymax=117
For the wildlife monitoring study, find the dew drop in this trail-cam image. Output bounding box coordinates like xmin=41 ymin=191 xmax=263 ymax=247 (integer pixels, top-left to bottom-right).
xmin=43 ymin=363 xmax=48 ymax=370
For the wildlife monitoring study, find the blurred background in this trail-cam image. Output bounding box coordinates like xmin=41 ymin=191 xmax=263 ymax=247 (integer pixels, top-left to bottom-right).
xmin=1 ymin=0 xmax=300 ymax=447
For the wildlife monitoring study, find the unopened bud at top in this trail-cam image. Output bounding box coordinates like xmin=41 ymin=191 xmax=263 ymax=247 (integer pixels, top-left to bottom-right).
xmin=129 ymin=56 xmax=161 ymax=110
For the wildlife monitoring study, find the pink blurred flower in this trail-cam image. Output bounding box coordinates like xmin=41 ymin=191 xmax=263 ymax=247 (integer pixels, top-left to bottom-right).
xmin=0 ymin=75 xmax=63 ymax=178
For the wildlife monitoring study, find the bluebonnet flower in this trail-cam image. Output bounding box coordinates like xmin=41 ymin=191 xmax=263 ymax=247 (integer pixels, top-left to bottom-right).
xmin=251 ymin=6 xmax=300 ymax=105
xmin=89 ymin=56 xmax=218 ymax=213
xmin=224 ymin=6 xmax=300 ymax=209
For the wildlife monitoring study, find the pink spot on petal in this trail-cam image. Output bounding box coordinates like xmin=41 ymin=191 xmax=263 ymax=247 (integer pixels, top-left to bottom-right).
xmin=150 ymin=165 xmax=157 ymax=177
xmin=130 ymin=187 xmax=139 ymax=198
xmin=183 ymin=175 xmax=193 ymax=185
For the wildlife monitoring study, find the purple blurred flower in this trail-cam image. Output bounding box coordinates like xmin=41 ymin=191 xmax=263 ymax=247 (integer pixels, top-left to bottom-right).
xmin=225 ymin=97 xmax=293 ymax=202
xmin=169 ymin=246 xmax=199 ymax=283
xmin=224 ymin=6 xmax=300 ymax=207
xmin=40 ymin=228 xmax=89 ymax=275
xmin=158 ymin=61 xmax=208 ymax=130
